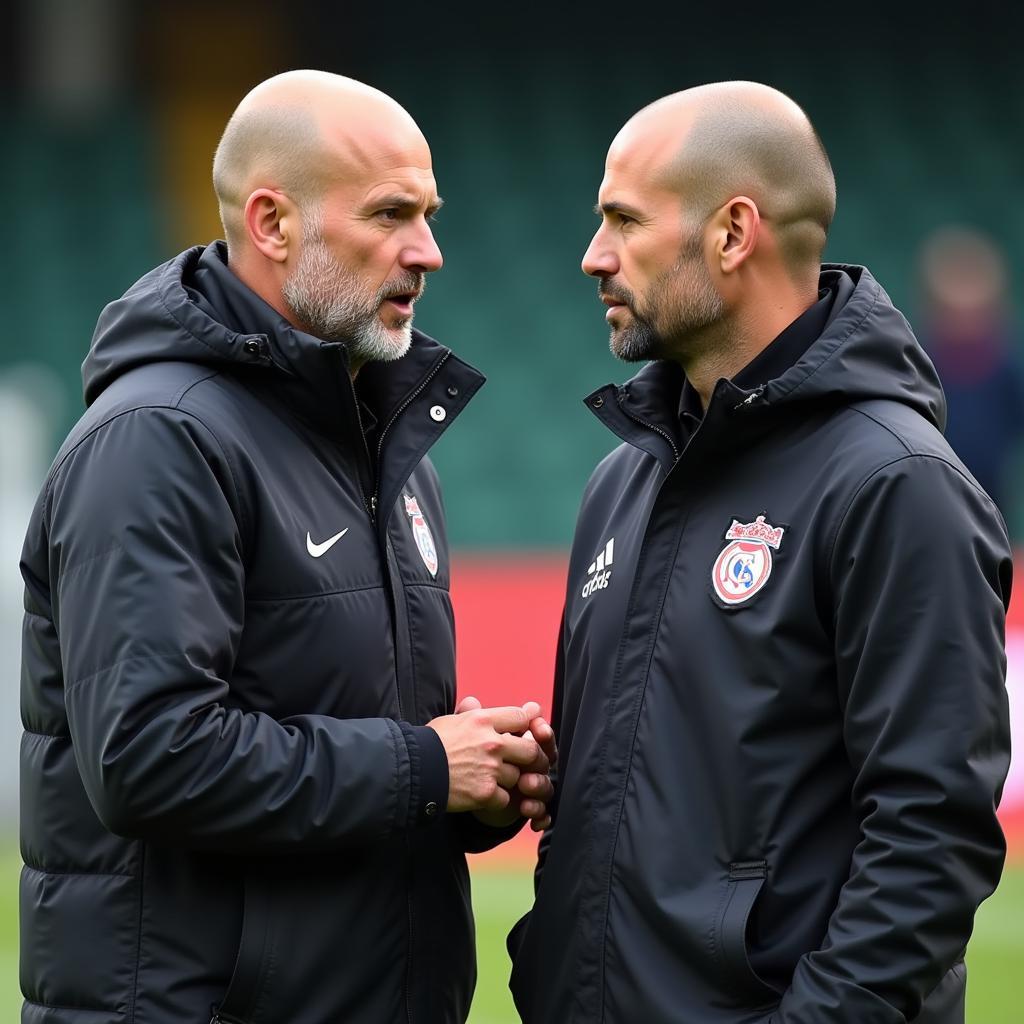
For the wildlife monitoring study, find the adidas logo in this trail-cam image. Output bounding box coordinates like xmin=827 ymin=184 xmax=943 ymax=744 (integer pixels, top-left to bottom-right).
xmin=581 ymin=538 xmax=614 ymax=598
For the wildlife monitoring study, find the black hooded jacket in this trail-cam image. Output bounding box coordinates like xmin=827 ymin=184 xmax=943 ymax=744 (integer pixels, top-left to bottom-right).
xmin=509 ymin=266 xmax=1012 ymax=1024
xmin=19 ymin=243 xmax=499 ymax=1024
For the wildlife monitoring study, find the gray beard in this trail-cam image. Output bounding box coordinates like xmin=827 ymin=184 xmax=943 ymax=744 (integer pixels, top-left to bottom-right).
xmin=282 ymin=235 xmax=413 ymax=364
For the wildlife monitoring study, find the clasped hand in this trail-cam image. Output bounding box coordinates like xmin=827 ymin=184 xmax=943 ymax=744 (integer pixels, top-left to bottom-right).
xmin=427 ymin=697 xmax=556 ymax=831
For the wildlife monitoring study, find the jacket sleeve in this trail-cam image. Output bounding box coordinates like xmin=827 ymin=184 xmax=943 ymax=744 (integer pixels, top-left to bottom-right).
xmin=48 ymin=407 xmax=439 ymax=853
xmin=775 ymin=454 xmax=1012 ymax=1023
xmin=451 ymin=810 xmax=526 ymax=854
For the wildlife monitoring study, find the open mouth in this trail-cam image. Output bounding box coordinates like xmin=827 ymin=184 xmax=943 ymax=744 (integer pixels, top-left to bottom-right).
xmin=383 ymin=293 xmax=417 ymax=316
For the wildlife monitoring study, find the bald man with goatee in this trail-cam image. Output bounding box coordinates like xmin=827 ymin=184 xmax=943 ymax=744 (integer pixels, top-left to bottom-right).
xmin=509 ymin=82 xmax=1010 ymax=1024
xmin=20 ymin=71 xmax=553 ymax=1024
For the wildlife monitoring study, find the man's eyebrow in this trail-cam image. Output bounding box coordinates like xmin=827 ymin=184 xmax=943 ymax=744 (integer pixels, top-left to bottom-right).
xmin=369 ymin=194 xmax=445 ymax=214
xmin=594 ymin=200 xmax=642 ymax=218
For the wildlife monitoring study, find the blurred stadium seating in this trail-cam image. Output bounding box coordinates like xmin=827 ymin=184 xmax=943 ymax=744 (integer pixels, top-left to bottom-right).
xmin=2 ymin=0 xmax=1021 ymax=845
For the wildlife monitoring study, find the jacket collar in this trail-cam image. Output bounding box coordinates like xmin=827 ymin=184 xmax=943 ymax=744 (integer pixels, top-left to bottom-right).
xmin=188 ymin=243 xmax=486 ymax=516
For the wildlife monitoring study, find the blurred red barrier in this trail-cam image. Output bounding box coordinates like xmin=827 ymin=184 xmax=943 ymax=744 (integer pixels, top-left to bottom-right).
xmin=451 ymin=554 xmax=566 ymax=865
xmin=451 ymin=554 xmax=568 ymax=715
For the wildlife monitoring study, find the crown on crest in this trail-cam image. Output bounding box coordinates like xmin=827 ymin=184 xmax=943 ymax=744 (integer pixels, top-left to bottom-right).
xmin=724 ymin=515 xmax=784 ymax=549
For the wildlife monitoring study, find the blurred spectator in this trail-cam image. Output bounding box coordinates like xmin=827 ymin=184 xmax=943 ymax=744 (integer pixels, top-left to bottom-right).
xmin=919 ymin=227 xmax=1024 ymax=533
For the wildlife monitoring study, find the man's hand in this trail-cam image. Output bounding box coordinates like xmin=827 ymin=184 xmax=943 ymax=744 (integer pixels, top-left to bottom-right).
xmin=426 ymin=705 xmax=541 ymax=813
xmin=511 ymin=768 xmax=555 ymax=832
xmin=454 ymin=696 xmax=557 ymax=830
xmin=519 ymin=714 xmax=556 ymax=831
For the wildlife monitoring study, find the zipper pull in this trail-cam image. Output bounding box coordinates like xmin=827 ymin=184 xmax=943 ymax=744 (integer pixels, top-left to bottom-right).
xmin=368 ymin=495 xmax=378 ymax=521
xmin=734 ymin=386 xmax=766 ymax=411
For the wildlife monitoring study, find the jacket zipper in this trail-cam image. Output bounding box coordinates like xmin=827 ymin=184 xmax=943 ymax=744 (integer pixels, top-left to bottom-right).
xmin=346 ymin=373 xmax=379 ymax=523
xmin=733 ymin=385 xmax=766 ymax=410
xmin=615 ymin=395 xmax=682 ymax=462
xmin=317 ymin=344 xmax=378 ymax=524
xmin=372 ymin=351 xmax=451 ymax=511
xmin=323 ymin=347 xmax=450 ymax=1024
xmin=372 ymin=348 xmax=452 ymax=722
xmin=370 ymin=352 xmax=450 ymax=1024
xmin=318 ymin=341 xmax=377 ymax=521
xmin=210 ymin=1010 xmax=245 ymax=1024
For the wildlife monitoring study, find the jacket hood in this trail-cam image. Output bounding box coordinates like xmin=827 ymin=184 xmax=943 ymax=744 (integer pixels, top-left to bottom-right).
xmin=758 ymin=264 xmax=945 ymax=429
xmin=84 ymin=246 xmax=268 ymax=406
xmin=600 ymin=265 xmax=946 ymax=448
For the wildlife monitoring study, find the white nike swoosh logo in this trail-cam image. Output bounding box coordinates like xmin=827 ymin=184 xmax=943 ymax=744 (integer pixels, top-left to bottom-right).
xmin=306 ymin=528 xmax=349 ymax=558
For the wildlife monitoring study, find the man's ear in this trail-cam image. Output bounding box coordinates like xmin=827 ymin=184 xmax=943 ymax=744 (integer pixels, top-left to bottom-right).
xmin=710 ymin=196 xmax=760 ymax=275
xmin=243 ymin=189 xmax=297 ymax=264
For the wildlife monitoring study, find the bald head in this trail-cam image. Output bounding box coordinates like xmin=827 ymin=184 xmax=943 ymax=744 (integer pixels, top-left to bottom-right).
xmin=614 ymin=82 xmax=836 ymax=278
xmin=212 ymin=70 xmax=427 ymax=251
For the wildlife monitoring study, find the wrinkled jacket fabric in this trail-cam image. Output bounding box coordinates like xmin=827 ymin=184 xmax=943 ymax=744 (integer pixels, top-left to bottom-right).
xmin=20 ymin=244 xmax=496 ymax=1024
xmin=509 ymin=266 xmax=1012 ymax=1024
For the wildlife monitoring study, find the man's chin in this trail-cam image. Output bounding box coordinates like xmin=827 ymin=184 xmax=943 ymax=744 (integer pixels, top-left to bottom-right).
xmin=610 ymin=327 xmax=660 ymax=363
xmin=348 ymin=322 xmax=412 ymax=365
xmin=390 ymin=329 xmax=413 ymax=360
xmin=377 ymin=323 xmax=414 ymax=362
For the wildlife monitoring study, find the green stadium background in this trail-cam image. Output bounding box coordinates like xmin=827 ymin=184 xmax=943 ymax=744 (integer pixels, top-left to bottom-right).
xmin=1 ymin=2 xmax=1021 ymax=1020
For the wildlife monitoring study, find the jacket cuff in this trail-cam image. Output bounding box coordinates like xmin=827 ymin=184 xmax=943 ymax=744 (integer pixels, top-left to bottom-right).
xmin=454 ymin=810 xmax=526 ymax=853
xmin=399 ymin=723 xmax=449 ymax=827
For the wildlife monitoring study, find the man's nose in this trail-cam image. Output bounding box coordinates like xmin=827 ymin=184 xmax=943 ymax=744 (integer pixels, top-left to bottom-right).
xmin=401 ymin=224 xmax=444 ymax=273
xmin=582 ymin=229 xmax=618 ymax=278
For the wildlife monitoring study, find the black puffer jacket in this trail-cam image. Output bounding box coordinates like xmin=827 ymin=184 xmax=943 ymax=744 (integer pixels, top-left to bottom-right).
xmin=20 ymin=243 xmax=496 ymax=1024
xmin=509 ymin=266 xmax=1012 ymax=1024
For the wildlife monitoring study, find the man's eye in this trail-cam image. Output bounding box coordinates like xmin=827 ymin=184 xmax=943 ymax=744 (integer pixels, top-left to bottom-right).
xmin=379 ymin=209 xmax=399 ymax=221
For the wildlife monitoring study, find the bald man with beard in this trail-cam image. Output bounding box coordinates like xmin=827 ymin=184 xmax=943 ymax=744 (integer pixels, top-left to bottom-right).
xmin=508 ymin=83 xmax=1011 ymax=1024
xmin=19 ymin=71 xmax=553 ymax=1024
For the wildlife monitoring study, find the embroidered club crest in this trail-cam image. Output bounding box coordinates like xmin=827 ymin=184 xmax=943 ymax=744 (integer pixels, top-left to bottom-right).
xmin=711 ymin=515 xmax=785 ymax=606
xmin=404 ymin=494 xmax=438 ymax=577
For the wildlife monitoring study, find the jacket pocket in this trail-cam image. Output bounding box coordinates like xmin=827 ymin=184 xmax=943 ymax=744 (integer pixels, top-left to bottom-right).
xmin=212 ymin=872 xmax=279 ymax=1024
xmin=713 ymin=860 xmax=780 ymax=1005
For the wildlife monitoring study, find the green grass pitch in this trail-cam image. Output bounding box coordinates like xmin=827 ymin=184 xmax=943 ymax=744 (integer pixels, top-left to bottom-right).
xmin=0 ymin=847 xmax=1020 ymax=1021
